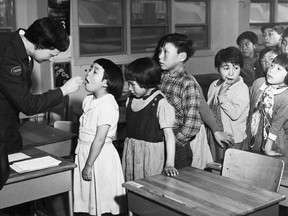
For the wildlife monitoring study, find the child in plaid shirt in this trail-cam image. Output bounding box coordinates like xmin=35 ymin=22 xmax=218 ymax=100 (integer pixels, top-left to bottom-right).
xmin=153 ymin=33 xmax=233 ymax=169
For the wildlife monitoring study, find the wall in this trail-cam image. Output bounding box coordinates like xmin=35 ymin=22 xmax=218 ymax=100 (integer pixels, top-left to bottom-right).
xmin=14 ymin=0 xmax=251 ymax=119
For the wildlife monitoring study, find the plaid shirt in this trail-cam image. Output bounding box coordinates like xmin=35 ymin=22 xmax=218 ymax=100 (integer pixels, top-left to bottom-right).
xmin=159 ymin=67 xmax=201 ymax=146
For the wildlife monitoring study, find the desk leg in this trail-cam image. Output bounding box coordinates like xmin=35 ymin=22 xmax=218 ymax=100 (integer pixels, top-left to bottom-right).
xmin=68 ymin=191 xmax=73 ymax=216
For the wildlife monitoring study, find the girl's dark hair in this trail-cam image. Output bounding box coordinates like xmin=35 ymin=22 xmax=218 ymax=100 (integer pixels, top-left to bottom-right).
xmin=214 ymin=46 xmax=243 ymax=69
xmin=259 ymin=46 xmax=280 ymax=60
xmin=153 ymin=33 xmax=195 ymax=63
xmin=271 ymin=53 xmax=288 ymax=85
xmin=125 ymin=57 xmax=161 ymax=89
xmin=94 ymin=58 xmax=124 ymax=99
xmin=25 ymin=17 xmax=69 ymax=52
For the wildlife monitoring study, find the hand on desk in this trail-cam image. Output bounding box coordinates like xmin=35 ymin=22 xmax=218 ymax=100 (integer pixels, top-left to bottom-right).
xmin=163 ymin=166 xmax=178 ymax=177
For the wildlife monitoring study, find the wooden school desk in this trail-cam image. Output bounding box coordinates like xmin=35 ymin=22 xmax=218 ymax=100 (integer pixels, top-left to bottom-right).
xmin=123 ymin=166 xmax=285 ymax=216
xmin=0 ymin=148 xmax=76 ymax=216
xmin=20 ymin=121 xmax=77 ymax=157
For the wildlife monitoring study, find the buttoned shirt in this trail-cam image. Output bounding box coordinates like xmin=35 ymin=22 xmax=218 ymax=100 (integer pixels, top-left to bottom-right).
xmin=159 ymin=66 xmax=201 ymax=146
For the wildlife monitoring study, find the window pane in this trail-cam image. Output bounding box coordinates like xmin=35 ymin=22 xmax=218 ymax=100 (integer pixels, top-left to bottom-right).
xmin=131 ymin=27 xmax=168 ymax=53
xmin=175 ymin=26 xmax=208 ymax=49
xmin=79 ymin=0 xmax=123 ymax=25
xmin=79 ymin=27 xmax=123 ymax=55
xmin=278 ymin=3 xmax=288 ymax=22
xmin=175 ymin=1 xmax=206 ymax=24
xmin=0 ymin=0 xmax=13 ymax=27
xmin=131 ymin=0 xmax=167 ymax=25
xmin=250 ymin=3 xmax=270 ymax=23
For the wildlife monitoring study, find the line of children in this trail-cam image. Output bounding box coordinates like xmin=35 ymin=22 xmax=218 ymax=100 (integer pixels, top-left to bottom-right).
xmin=72 ymin=28 xmax=288 ymax=215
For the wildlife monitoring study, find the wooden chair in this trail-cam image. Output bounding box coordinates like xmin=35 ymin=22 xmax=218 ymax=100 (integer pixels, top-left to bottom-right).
xmin=53 ymin=120 xmax=79 ymax=135
xmin=222 ymin=149 xmax=284 ymax=192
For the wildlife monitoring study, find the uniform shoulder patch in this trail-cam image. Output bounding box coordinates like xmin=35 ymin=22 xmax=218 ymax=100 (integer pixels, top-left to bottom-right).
xmin=10 ymin=66 xmax=22 ymax=76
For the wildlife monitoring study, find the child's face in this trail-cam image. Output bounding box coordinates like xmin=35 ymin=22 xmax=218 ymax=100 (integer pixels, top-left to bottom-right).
xmin=266 ymin=62 xmax=287 ymax=85
xmin=238 ymin=39 xmax=256 ymax=58
xmin=127 ymin=81 xmax=148 ymax=98
xmin=281 ymin=37 xmax=288 ymax=54
xmin=260 ymin=51 xmax=278 ymax=74
xmin=218 ymin=62 xmax=241 ymax=85
xmin=262 ymin=28 xmax=282 ymax=47
xmin=260 ymin=51 xmax=277 ymax=73
xmin=85 ymin=63 xmax=106 ymax=94
xmin=158 ymin=43 xmax=183 ymax=72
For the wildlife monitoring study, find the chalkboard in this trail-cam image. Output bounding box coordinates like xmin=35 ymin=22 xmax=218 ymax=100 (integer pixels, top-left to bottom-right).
xmin=53 ymin=62 xmax=71 ymax=88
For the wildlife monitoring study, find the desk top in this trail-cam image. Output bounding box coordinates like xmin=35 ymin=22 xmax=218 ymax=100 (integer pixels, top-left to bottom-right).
xmin=7 ymin=148 xmax=76 ymax=185
xmin=123 ymin=167 xmax=285 ymax=216
xmin=20 ymin=121 xmax=76 ymax=148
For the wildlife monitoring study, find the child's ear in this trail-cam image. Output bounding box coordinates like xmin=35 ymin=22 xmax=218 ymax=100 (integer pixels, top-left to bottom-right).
xmin=102 ymin=79 xmax=108 ymax=87
xmin=179 ymin=52 xmax=187 ymax=62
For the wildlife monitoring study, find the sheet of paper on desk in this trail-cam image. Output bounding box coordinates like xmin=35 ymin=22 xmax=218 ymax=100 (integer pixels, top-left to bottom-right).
xmin=10 ymin=156 xmax=61 ymax=173
xmin=8 ymin=152 xmax=31 ymax=162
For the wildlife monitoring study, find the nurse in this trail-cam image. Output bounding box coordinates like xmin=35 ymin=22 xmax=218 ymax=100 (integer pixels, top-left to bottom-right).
xmin=0 ymin=17 xmax=83 ymax=153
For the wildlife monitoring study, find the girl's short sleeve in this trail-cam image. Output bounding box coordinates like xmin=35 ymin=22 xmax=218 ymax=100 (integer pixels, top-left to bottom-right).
xmin=157 ymin=98 xmax=175 ymax=129
xmin=97 ymin=103 xmax=118 ymax=126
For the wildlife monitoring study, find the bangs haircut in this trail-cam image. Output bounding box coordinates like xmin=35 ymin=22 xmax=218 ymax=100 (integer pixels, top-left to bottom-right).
xmin=94 ymin=58 xmax=124 ymax=100
xmin=153 ymin=33 xmax=195 ymax=63
xmin=273 ymin=53 xmax=288 ymax=72
xmin=125 ymin=57 xmax=161 ymax=89
xmin=215 ymin=46 xmax=243 ymax=69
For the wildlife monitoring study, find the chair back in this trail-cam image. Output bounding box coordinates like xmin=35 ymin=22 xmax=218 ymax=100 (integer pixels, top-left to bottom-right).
xmin=53 ymin=120 xmax=79 ymax=134
xmin=222 ymin=149 xmax=284 ymax=192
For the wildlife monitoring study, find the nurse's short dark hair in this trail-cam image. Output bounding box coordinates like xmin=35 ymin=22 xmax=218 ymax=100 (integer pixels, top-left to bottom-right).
xmin=125 ymin=57 xmax=161 ymax=89
xmin=94 ymin=58 xmax=124 ymax=100
xmin=214 ymin=46 xmax=243 ymax=69
xmin=25 ymin=17 xmax=70 ymax=52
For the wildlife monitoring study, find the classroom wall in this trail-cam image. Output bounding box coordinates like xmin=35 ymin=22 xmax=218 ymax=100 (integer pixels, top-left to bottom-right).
xmin=14 ymin=0 xmax=251 ymax=119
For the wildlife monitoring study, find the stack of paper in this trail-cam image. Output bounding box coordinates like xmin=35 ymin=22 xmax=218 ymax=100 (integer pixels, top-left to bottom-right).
xmin=10 ymin=156 xmax=61 ymax=173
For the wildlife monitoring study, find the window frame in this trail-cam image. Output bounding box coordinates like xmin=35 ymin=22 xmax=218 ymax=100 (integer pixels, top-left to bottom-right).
xmin=250 ymin=0 xmax=288 ymax=28
xmin=0 ymin=0 xmax=15 ymax=32
xmin=72 ymin=0 xmax=211 ymax=66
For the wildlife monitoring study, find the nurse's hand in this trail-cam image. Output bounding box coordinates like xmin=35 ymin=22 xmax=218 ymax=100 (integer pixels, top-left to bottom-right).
xmin=60 ymin=76 xmax=84 ymax=96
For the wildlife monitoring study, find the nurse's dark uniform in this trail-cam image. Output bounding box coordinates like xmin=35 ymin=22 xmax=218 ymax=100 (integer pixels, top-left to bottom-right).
xmin=0 ymin=29 xmax=63 ymax=153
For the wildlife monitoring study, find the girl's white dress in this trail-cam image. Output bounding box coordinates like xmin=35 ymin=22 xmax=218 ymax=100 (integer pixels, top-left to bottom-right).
xmin=73 ymin=94 xmax=126 ymax=215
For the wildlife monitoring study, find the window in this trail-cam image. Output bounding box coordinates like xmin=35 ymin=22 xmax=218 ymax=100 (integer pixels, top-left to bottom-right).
xmin=73 ymin=0 xmax=210 ymax=64
xmin=0 ymin=0 xmax=15 ymax=32
xmin=175 ymin=0 xmax=210 ymax=49
xmin=250 ymin=0 xmax=288 ymax=44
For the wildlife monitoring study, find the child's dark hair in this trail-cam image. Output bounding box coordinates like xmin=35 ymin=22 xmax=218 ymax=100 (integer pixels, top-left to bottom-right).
xmin=236 ymin=31 xmax=258 ymax=45
xmin=261 ymin=24 xmax=285 ymax=35
xmin=214 ymin=46 xmax=243 ymax=69
xmin=125 ymin=57 xmax=161 ymax=89
xmin=153 ymin=33 xmax=195 ymax=63
xmin=271 ymin=53 xmax=288 ymax=85
xmin=282 ymin=27 xmax=288 ymax=39
xmin=259 ymin=46 xmax=280 ymax=61
xmin=94 ymin=58 xmax=124 ymax=100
